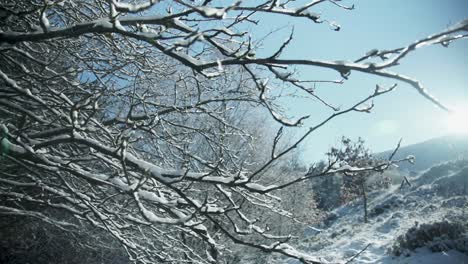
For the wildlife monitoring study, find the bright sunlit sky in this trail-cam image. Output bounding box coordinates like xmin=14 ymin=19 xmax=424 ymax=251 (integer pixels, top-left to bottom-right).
xmin=251 ymin=0 xmax=468 ymax=162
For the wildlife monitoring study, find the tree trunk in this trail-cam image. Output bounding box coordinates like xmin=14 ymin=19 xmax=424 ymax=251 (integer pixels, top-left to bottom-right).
xmin=361 ymin=182 xmax=368 ymax=223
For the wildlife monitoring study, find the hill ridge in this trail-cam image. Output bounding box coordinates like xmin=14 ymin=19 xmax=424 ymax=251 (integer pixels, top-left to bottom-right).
xmin=376 ymin=135 xmax=468 ymax=171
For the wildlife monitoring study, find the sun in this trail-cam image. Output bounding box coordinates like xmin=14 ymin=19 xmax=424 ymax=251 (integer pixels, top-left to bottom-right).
xmin=446 ymin=105 xmax=468 ymax=135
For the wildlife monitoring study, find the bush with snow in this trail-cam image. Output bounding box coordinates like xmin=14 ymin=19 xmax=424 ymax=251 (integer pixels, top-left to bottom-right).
xmin=392 ymin=220 xmax=468 ymax=257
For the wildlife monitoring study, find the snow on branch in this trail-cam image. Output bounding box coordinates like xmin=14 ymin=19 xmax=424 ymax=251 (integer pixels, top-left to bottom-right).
xmin=0 ymin=1 xmax=466 ymax=263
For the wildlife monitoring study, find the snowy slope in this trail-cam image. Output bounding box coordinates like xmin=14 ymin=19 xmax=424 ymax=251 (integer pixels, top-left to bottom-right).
xmin=376 ymin=135 xmax=468 ymax=172
xmin=287 ymin=159 xmax=468 ymax=264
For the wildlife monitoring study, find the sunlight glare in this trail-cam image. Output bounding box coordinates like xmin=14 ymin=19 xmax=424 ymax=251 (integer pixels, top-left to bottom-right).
xmin=446 ymin=104 xmax=468 ymax=135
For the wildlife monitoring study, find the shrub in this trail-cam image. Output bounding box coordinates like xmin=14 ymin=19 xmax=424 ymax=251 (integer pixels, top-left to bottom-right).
xmin=392 ymin=220 xmax=468 ymax=256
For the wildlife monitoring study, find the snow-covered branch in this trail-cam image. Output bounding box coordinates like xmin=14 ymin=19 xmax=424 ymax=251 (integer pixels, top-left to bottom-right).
xmin=0 ymin=1 xmax=466 ymax=263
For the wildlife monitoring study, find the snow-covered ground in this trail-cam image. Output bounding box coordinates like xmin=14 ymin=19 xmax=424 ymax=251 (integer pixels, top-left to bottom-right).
xmin=287 ymin=159 xmax=468 ymax=264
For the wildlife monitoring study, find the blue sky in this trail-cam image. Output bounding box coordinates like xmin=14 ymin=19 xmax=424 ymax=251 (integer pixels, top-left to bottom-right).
xmin=251 ymin=0 xmax=468 ymax=161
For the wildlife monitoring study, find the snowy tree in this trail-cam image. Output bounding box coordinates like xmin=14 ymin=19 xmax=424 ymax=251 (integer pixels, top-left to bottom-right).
xmin=325 ymin=137 xmax=388 ymax=222
xmin=308 ymin=161 xmax=342 ymax=211
xmin=1 ymin=0 xmax=467 ymax=263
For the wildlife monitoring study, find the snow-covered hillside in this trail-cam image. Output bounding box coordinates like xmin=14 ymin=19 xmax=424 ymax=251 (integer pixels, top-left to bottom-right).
xmin=288 ymin=159 xmax=468 ymax=264
xmin=377 ymin=135 xmax=468 ymax=172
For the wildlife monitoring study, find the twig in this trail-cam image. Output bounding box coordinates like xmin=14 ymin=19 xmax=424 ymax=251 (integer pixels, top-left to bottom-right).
xmin=345 ymin=243 xmax=371 ymax=264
